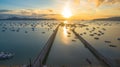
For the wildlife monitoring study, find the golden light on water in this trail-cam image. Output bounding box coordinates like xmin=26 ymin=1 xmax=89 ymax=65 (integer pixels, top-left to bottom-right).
xmin=61 ymin=21 xmax=70 ymax=45
xmin=63 ymin=21 xmax=68 ymax=36
xmin=62 ymin=5 xmax=72 ymax=18
xmin=62 ymin=26 xmax=69 ymax=45
xmin=64 ymin=20 xmax=68 ymax=24
xmin=63 ymin=26 xmax=67 ymax=36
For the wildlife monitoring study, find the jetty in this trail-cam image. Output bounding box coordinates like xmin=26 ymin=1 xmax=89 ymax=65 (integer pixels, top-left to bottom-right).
xmin=72 ymin=29 xmax=117 ymax=67
xmin=31 ymin=25 xmax=59 ymax=67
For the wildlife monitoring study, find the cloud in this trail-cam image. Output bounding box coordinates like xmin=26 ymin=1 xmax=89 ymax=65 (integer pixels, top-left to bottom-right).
xmin=74 ymin=0 xmax=80 ymax=5
xmin=101 ymin=0 xmax=120 ymax=5
xmin=115 ymin=7 xmax=120 ymax=10
xmin=58 ymin=0 xmax=120 ymax=7
xmin=88 ymin=0 xmax=120 ymax=7
xmin=48 ymin=9 xmax=53 ymax=12
xmin=95 ymin=0 xmax=104 ymax=7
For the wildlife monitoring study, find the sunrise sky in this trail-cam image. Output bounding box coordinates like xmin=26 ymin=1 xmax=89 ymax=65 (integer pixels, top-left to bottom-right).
xmin=0 ymin=0 xmax=120 ymax=20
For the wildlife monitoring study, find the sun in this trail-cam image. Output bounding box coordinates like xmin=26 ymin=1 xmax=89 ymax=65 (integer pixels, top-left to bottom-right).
xmin=62 ymin=6 xmax=72 ymax=18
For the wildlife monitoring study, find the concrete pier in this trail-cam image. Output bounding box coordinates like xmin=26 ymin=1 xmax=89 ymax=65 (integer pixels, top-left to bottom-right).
xmin=72 ymin=29 xmax=116 ymax=67
xmin=32 ymin=25 xmax=59 ymax=67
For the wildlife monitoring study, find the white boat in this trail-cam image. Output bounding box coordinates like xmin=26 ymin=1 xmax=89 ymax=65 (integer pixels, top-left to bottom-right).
xmin=0 ymin=52 xmax=14 ymax=60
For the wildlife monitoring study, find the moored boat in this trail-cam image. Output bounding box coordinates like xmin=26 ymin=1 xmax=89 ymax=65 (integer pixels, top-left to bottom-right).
xmin=0 ymin=52 xmax=14 ymax=60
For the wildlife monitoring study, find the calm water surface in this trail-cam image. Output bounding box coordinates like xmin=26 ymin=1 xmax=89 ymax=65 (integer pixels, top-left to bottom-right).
xmin=0 ymin=20 xmax=120 ymax=66
xmin=0 ymin=20 xmax=58 ymax=65
xmin=46 ymin=20 xmax=120 ymax=67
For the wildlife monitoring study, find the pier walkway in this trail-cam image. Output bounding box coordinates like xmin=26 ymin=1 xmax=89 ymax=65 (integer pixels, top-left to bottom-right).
xmin=31 ymin=25 xmax=59 ymax=67
xmin=72 ymin=29 xmax=117 ymax=67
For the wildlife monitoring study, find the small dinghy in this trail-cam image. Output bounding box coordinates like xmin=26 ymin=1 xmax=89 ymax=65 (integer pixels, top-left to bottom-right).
xmin=0 ymin=52 xmax=14 ymax=60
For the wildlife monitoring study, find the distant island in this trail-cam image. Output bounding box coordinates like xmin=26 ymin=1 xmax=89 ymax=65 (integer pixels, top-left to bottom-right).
xmin=0 ymin=14 xmax=120 ymax=21
xmin=1 ymin=17 xmax=57 ymax=20
xmin=93 ymin=17 xmax=120 ymax=21
xmin=0 ymin=14 xmax=65 ymax=20
xmin=1 ymin=16 xmax=120 ymax=21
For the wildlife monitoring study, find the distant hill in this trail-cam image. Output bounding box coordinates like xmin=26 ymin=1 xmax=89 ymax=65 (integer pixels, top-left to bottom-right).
xmin=93 ymin=17 xmax=120 ymax=21
xmin=0 ymin=14 xmax=64 ymax=20
xmin=3 ymin=16 xmax=57 ymax=20
xmin=1 ymin=14 xmax=119 ymax=21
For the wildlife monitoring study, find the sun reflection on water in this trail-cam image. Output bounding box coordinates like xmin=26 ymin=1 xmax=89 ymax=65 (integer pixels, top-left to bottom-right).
xmin=64 ymin=20 xmax=68 ymax=24
xmin=63 ymin=26 xmax=67 ymax=36
xmin=63 ymin=20 xmax=68 ymax=37
xmin=61 ymin=21 xmax=70 ymax=45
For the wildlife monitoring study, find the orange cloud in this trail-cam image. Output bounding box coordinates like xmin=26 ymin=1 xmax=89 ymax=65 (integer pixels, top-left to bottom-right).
xmin=89 ymin=0 xmax=120 ymax=7
xmin=74 ymin=0 xmax=80 ymax=5
xmin=95 ymin=0 xmax=104 ymax=7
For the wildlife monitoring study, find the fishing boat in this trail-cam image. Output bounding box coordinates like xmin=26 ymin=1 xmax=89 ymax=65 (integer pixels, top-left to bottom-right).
xmin=0 ymin=52 xmax=14 ymax=60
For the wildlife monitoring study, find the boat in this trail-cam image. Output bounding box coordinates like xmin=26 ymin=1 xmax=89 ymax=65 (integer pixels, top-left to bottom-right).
xmin=104 ymin=41 xmax=111 ymax=43
xmin=117 ymin=38 xmax=120 ymax=40
xmin=109 ymin=45 xmax=117 ymax=47
xmin=94 ymin=37 xmax=99 ymax=40
xmin=0 ymin=52 xmax=14 ymax=60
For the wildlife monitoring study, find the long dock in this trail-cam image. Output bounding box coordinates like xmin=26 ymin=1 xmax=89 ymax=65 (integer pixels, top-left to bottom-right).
xmin=31 ymin=25 xmax=59 ymax=67
xmin=72 ymin=29 xmax=117 ymax=67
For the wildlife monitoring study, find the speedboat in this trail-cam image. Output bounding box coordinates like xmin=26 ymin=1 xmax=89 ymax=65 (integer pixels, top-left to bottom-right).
xmin=0 ymin=52 xmax=14 ymax=60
